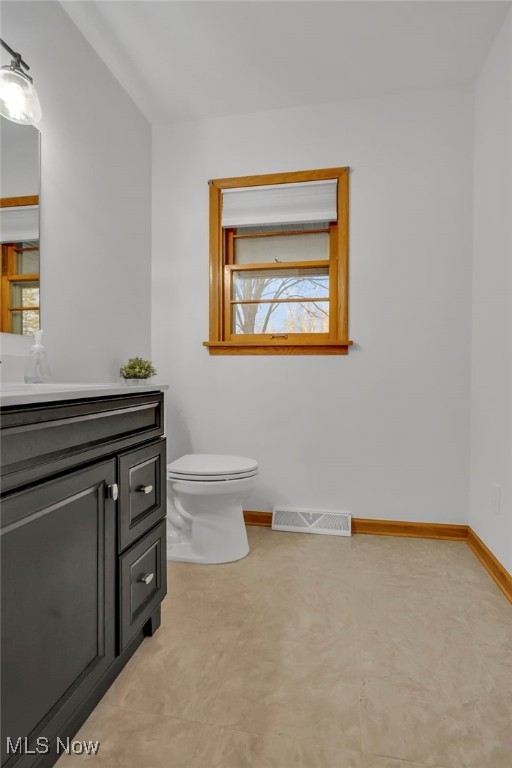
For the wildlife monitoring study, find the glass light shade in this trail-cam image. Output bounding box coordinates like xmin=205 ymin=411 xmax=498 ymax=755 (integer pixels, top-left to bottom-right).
xmin=0 ymin=67 xmax=42 ymax=125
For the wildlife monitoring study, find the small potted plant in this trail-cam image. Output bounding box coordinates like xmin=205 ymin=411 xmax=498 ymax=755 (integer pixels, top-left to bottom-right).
xmin=120 ymin=357 xmax=157 ymax=386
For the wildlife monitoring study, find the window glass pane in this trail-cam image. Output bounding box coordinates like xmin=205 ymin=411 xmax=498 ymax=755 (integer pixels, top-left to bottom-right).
xmin=234 ymin=231 xmax=329 ymax=264
xmin=232 ymin=301 xmax=329 ymax=335
xmin=10 ymin=309 xmax=40 ymax=336
xmin=15 ymin=241 xmax=40 ymax=274
xmin=10 ymin=310 xmax=22 ymax=335
xmin=233 ymin=267 xmax=328 ymax=303
xmin=10 ymin=281 xmax=39 ymax=307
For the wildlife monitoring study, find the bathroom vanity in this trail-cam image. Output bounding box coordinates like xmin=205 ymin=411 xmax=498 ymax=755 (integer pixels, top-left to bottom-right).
xmin=0 ymin=385 xmax=168 ymax=768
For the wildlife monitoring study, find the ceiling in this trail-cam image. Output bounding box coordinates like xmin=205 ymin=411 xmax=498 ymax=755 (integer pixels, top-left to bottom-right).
xmin=62 ymin=1 xmax=511 ymax=125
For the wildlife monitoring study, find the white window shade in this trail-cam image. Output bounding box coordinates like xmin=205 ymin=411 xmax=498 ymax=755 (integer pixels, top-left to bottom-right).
xmin=0 ymin=205 xmax=39 ymax=242
xmin=222 ymin=179 xmax=337 ymax=228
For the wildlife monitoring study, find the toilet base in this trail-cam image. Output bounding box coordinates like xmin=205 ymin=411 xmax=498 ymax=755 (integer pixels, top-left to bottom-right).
xmin=166 ymin=472 xmax=256 ymax=565
xmin=166 ymin=533 xmax=249 ymax=565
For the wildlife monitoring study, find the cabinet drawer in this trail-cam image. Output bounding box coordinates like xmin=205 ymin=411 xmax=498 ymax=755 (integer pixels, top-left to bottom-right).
xmin=118 ymin=439 xmax=166 ymax=551
xmin=119 ymin=520 xmax=167 ymax=652
xmin=1 ymin=393 xmax=164 ymax=493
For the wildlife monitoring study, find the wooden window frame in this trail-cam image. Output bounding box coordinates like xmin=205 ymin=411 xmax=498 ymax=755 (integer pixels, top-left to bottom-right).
xmin=203 ymin=167 xmax=351 ymax=355
xmin=0 ymin=195 xmax=39 ymax=209
xmin=1 ymin=242 xmax=40 ymax=334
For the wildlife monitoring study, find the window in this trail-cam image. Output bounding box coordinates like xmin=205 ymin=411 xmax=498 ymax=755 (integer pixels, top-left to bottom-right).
xmin=204 ymin=167 xmax=351 ymax=355
xmin=1 ymin=239 xmax=40 ymax=335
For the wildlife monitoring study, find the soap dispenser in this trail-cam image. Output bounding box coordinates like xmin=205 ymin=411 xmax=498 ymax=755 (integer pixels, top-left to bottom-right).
xmin=24 ymin=330 xmax=52 ymax=383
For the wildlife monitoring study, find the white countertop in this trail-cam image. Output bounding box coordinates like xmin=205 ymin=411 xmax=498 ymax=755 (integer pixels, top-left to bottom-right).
xmin=0 ymin=382 xmax=169 ymax=407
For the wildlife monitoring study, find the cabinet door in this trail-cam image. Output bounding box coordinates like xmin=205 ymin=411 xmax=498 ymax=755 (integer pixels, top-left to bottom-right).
xmin=1 ymin=461 xmax=116 ymax=767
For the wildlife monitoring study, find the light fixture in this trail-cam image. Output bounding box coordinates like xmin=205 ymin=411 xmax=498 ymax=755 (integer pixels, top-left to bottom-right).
xmin=0 ymin=38 xmax=41 ymax=125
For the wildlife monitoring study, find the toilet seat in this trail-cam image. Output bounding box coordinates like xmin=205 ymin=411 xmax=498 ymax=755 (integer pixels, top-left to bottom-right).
xmin=167 ymin=454 xmax=258 ymax=483
xmin=168 ymin=469 xmax=258 ymax=482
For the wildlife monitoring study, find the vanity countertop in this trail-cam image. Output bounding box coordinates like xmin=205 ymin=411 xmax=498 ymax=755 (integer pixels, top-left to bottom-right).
xmin=0 ymin=382 xmax=169 ymax=407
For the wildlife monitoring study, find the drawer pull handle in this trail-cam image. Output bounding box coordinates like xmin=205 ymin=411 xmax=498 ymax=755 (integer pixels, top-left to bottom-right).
xmin=137 ymin=485 xmax=153 ymax=495
xmin=107 ymin=483 xmax=118 ymax=501
xmin=138 ymin=573 xmax=154 ymax=585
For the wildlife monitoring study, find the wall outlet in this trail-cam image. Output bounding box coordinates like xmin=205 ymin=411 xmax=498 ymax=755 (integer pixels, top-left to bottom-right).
xmin=491 ymin=483 xmax=502 ymax=516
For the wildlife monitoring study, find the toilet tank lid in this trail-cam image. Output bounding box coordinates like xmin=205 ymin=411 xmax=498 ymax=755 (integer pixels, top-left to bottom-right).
xmin=167 ymin=454 xmax=258 ymax=476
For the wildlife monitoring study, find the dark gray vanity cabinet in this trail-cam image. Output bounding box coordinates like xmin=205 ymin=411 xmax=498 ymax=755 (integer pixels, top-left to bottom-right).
xmin=0 ymin=391 xmax=167 ymax=768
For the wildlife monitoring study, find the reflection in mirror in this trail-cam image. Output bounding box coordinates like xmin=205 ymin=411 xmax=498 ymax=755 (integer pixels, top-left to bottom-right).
xmin=0 ymin=117 xmax=40 ymax=335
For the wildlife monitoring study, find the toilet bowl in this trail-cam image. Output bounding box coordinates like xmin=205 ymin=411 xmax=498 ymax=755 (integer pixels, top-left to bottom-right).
xmin=166 ymin=454 xmax=258 ymax=564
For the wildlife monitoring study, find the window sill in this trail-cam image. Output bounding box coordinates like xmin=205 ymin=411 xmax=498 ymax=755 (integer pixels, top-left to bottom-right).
xmin=203 ymin=341 xmax=353 ymax=355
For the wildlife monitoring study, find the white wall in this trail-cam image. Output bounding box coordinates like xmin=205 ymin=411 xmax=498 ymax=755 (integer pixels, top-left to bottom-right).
xmin=470 ymin=9 xmax=512 ymax=573
xmin=152 ymin=88 xmax=473 ymax=522
xmin=0 ymin=1 xmax=152 ymax=381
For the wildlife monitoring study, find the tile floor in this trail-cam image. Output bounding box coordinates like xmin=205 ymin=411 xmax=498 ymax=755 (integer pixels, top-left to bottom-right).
xmin=58 ymin=527 xmax=512 ymax=768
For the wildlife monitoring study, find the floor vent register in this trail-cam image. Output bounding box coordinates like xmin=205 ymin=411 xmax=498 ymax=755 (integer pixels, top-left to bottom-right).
xmin=272 ymin=507 xmax=352 ymax=537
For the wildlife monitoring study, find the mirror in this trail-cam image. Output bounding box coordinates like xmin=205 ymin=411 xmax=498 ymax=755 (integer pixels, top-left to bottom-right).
xmin=0 ymin=117 xmax=40 ymax=335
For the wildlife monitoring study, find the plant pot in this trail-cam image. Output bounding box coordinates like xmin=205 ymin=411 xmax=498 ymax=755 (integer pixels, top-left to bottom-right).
xmin=123 ymin=378 xmax=153 ymax=386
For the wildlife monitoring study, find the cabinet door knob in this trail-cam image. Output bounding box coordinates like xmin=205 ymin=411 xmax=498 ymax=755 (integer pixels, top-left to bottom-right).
xmin=138 ymin=573 xmax=154 ymax=585
xmin=137 ymin=485 xmax=153 ymax=494
xmin=107 ymin=483 xmax=119 ymax=501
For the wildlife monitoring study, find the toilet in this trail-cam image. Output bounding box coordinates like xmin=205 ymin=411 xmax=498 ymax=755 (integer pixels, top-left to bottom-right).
xmin=166 ymin=454 xmax=259 ymax=564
